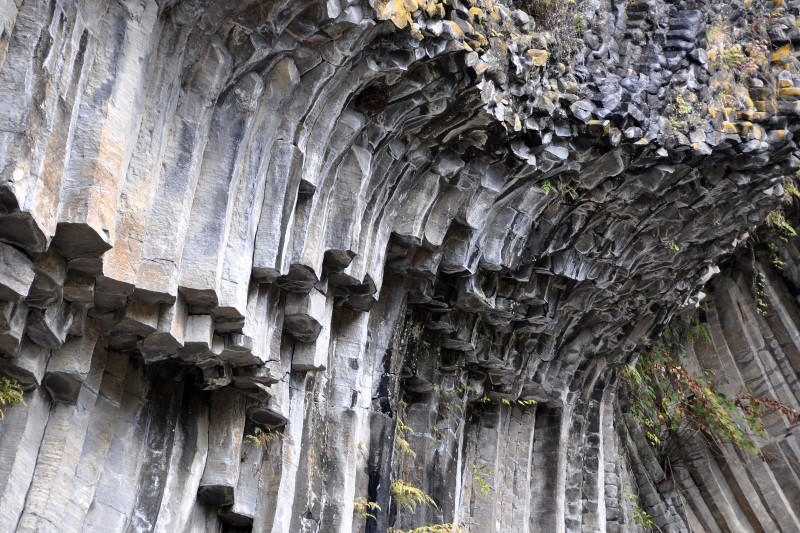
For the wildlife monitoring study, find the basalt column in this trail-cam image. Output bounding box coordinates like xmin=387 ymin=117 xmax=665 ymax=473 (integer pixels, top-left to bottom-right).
xmin=1 ymin=0 xmax=800 ymax=532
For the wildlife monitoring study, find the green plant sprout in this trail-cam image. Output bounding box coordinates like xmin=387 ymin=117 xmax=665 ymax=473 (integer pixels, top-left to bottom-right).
xmin=391 ymin=479 xmax=437 ymax=512
xmin=0 ymin=377 xmax=24 ymax=420
xmin=354 ymin=497 xmax=381 ymax=520
xmin=472 ymin=464 xmax=493 ymax=494
xmin=245 ymin=427 xmax=283 ymax=447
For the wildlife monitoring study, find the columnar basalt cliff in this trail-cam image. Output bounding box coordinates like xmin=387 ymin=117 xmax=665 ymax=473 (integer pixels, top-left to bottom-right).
xmin=2 ymin=0 xmax=800 ymax=531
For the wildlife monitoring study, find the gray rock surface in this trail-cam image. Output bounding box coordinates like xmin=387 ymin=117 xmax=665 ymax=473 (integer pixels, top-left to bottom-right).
xmin=0 ymin=0 xmax=800 ymax=531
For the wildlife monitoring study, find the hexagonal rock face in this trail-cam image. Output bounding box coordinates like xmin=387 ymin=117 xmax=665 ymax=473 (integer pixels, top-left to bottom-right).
xmin=0 ymin=0 xmax=799 ymax=531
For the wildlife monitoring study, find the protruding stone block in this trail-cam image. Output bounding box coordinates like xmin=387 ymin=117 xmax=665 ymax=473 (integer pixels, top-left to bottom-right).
xmin=200 ymin=361 xmax=232 ymax=390
xmin=0 ymin=211 xmax=47 ymax=253
xmin=113 ymin=300 xmax=158 ymax=336
xmin=179 ymin=314 xmax=214 ymax=361
xmin=67 ymin=257 xmax=104 ymax=277
xmin=232 ymin=366 xmax=281 ymax=399
xmin=93 ymin=276 xmax=134 ymax=313
xmin=25 ymin=251 xmax=66 ymax=309
xmin=26 ymin=301 xmax=73 ymax=349
xmin=198 ymin=388 xmax=247 ymax=506
xmin=142 ymin=296 xmax=187 ymax=361
xmin=248 ymin=405 xmax=288 ymax=429
xmin=0 ymin=302 xmax=28 ymax=357
xmin=50 ymin=222 xmax=112 ymax=259
xmin=0 ymin=243 xmax=34 ymax=303
xmin=275 ymin=264 xmax=318 ymax=293
xmin=42 ymin=322 xmax=99 ymax=403
xmin=282 ymin=289 xmax=325 ymax=343
xmin=62 ymin=272 xmax=95 ymax=303
xmin=331 ymin=273 xmax=378 ymax=311
xmin=0 ymin=339 xmax=49 ymax=390
xmin=282 ymin=314 xmax=322 ymax=343
xmin=219 ymin=333 xmax=258 ymax=366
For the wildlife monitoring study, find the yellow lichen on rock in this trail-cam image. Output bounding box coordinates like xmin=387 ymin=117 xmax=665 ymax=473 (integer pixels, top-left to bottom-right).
xmin=772 ymin=44 xmax=793 ymax=63
xmin=371 ymin=0 xmax=419 ymax=29
xmin=471 ymin=32 xmax=489 ymax=49
xmin=528 ymin=49 xmax=549 ymax=67
xmin=445 ymin=20 xmax=465 ymax=39
xmin=779 ymin=87 xmax=800 ymax=98
xmin=424 ymin=1 xmax=445 ymax=17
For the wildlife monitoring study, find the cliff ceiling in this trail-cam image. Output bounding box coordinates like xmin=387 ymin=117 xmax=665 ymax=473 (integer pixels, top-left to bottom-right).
xmin=1 ymin=0 xmax=800 ymax=531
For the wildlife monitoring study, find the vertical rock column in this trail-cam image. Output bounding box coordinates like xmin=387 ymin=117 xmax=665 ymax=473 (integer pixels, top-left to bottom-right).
xmin=198 ymin=388 xmax=247 ymax=507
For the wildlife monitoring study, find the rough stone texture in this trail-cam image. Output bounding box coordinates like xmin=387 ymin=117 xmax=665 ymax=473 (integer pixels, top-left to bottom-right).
xmin=1 ymin=0 xmax=800 ymax=531
xmin=614 ymin=246 xmax=800 ymax=533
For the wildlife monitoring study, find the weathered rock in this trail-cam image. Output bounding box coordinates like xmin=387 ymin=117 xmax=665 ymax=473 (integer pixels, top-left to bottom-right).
xmin=0 ymin=339 xmax=48 ymax=390
xmin=0 ymin=243 xmax=34 ymax=303
xmin=142 ymin=295 xmax=188 ymax=362
xmin=25 ymin=301 xmax=73 ymax=349
xmin=0 ymin=0 xmax=798 ymax=531
xmin=198 ymin=388 xmax=247 ymax=506
xmin=42 ymin=322 xmax=99 ymax=403
xmin=0 ymin=302 xmax=28 ymax=357
xmin=24 ymin=251 xmax=66 ymax=309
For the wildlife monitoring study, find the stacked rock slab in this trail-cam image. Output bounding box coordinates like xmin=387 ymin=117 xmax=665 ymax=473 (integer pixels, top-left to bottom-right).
xmin=0 ymin=0 xmax=800 ymax=531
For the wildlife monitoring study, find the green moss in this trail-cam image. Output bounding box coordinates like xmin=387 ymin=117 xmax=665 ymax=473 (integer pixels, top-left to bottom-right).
xmin=668 ymin=94 xmax=697 ymax=131
xmin=722 ymin=44 xmax=747 ymax=68
xmin=755 ymin=272 xmax=769 ymax=316
xmin=784 ymin=180 xmax=800 ymax=199
xmin=574 ymin=11 xmax=586 ymax=37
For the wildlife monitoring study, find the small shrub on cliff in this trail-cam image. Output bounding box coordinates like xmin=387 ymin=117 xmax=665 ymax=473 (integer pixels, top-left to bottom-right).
xmin=767 ymin=210 xmax=797 ymax=242
xmin=479 ymin=394 xmax=537 ymax=408
xmin=354 ymin=497 xmax=381 ymax=520
xmin=396 ymin=417 xmax=417 ymax=459
xmin=541 ymin=179 xmax=557 ymax=195
xmin=622 ymin=488 xmax=653 ymax=527
xmin=632 ymin=503 xmax=654 ymax=527
xmin=706 ymin=16 xmax=769 ymax=79
xmin=515 ymin=0 xmax=586 ymax=54
xmin=0 ymin=376 xmax=24 ymax=419
xmin=519 ymin=0 xmax=574 ymax=31
xmin=245 ymin=427 xmax=283 ymax=447
xmin=784 ymin=179 xmax=800 ymax=200
xmin=760 ymin=207 xmax=798 ymax=277
xmin=667 ymin=93 xmax=698 ymax=131
xmin=722 ymin=44 xmax=748 ymax=68
xmin=622 ymin=314 xmax=799 ymax=466
xmin=390 ymin=479 xmax=437 ymax=513
xmin=472 ymin=464 xmax=493 ymax=494
xmin=574 ymin=11 xmax=587 ymax=37
xmin=754 ymin=271 xmax=770 ymax=316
